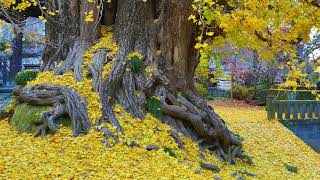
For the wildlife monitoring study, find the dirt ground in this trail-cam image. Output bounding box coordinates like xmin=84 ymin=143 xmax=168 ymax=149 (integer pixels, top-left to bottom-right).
xmin=208 ymin=99 xmax=265 ymax=110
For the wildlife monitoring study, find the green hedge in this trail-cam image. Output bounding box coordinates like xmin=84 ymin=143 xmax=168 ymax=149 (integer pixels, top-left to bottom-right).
xmin=232 ymin=85 xmax=249 ymax=100
xmin=267 ymin=89 xmax=317 ymax=101
xmin=15 ymin=70 xmax=38 ymax=86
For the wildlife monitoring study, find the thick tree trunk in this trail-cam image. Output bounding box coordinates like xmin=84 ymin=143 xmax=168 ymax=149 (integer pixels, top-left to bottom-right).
xmin=107 ymin=0 xmax=243 ymax=163
xmin=41 ymin=0 xmax=100 ymax=71
xmin=10 ymin=27 xmax=23 ymax=84
xmin=13 ymin=0 xmax=248 ymax=164
xmin=41 ymin=0 xmax=80 ymax=71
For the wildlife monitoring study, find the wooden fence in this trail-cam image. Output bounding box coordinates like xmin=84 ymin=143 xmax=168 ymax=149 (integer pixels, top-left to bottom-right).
xmin=267 ymin=98 xmax=320 ymax=120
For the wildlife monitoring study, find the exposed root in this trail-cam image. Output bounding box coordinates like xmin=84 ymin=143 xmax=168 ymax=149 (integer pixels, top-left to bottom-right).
xmin=13 ymin=39 xmax=247 ymax=165
xmin=170 ymin=129 xmax=186 ymax=151
xmin=13 ymin=84 xmax=91 ymax=136
xmin=88 ymin=49 xmax=108 ymax=92
xmin=33 ymin=124 xmax=50 ymax=137
xmin=142 ymin=83 xmax=246 ymax=163
xmin=199 ymin=162 xmax=220 ymax=173
xmin=87 ymin=50 xmax=123 ymax=133
xmin=55 ymin=41 xmax=90 ymax=81
xmin=41 ymin=103 xmax=66 ymax=133
xmin=98 ymin=126 xmax=119 ymax=148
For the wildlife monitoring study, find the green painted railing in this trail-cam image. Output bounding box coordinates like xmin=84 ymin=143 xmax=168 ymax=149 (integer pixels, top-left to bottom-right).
xmin=267 ymin=97 xmax=320 ymax=120
xmin=266 ymin=88 xmax=320 ymax=120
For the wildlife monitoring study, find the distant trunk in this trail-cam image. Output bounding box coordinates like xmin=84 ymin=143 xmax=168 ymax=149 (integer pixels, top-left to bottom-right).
xmin=41 ymin=0 xmax=100 ymax=71
xmin=10 ymin=27 xmax=23 ymax=84
xmin=14 ymin=0 xmax=248 ymax=164
xmin=252 ymin=50 xmax=259 ymax=99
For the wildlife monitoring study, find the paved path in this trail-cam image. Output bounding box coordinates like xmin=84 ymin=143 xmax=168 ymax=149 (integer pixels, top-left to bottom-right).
xmin=0 ymin=93 xmax=12 ymax=110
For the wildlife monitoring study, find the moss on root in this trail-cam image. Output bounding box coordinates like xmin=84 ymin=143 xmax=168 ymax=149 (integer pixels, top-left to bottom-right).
xmin=10 ymin=104 xmax=71 ymax=134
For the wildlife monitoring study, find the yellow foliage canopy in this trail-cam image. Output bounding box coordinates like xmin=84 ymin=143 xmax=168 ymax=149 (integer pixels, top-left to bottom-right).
xmin=192 ymin=0 xmax=320 ymax=80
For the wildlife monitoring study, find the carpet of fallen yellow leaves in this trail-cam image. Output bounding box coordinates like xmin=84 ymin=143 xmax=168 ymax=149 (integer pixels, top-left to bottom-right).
xmin=2 ymin=25 xmax=318 ymax=179
xmin=214 ymin=106 xmax=320 ymax=179
xmin=0 ymin=104 xmax=319 ymax=179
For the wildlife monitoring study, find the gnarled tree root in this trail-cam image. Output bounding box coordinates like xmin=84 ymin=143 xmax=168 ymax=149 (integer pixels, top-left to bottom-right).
xmin=13 ymin=84 xmax=91 ymax=136
xmin=87 ymin=50 xmax=123 ymax=133
xmin=150 ymin=85 xmax=247 ymax=164
xmin=55 ymin=41 xmax=90 ymax=82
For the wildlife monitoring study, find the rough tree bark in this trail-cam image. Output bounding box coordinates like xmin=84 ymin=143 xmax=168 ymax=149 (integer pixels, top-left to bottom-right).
xmin=41 ymin=0 xmax=101 ymax=72
xmin=13 ymin=0 xmax=249 ymax=164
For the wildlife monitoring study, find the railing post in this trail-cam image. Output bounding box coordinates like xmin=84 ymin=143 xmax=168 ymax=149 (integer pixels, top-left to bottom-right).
xmin=293 ymin=102 xmax=299 ymax=120
xmin=316 ymin=102 xmax=320 ymax=119
xmin=267 ymin=95 xmax=276 ymax=120
xmin=301 ymin=102 xmax=306 ymax=120
xmin=286 ymin=102 xmax=291 ymax=120
xmin=308 ymin=102 xmax=314 ymax=120
xmin=278 ymin=102 xmax=283 ymax=120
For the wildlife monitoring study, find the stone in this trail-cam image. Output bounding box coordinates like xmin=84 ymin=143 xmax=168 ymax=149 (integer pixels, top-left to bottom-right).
xmin=199 ymin=162 xmax=220 ymax=173
xmin=195 ymin=169 xmax=201 ymax=174
xmin=285 ymin=164 xmax=298 ymax=173
xmin=231 ymin=171 xmax=238 ymax=177
xmin=146 ymin=144 xmax=159 ymax=151
xmin=128 ymin=141 xmax=139 ymax=147
xmin=237 ymin=176 xmax=246 ymax=180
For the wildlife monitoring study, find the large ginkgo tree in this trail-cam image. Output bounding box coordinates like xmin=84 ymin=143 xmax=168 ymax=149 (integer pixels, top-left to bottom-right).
xmin=1 ymin=0 xmax=319 ymax=163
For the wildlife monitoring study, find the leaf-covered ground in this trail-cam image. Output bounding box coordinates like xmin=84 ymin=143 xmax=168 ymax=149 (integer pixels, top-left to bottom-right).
xmin=0 ymin=103 xmax=319 ymax=179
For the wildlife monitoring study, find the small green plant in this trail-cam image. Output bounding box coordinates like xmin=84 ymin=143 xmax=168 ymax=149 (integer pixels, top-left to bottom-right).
xmin=0 ymin=110 xmax=7 ymax=119
xmin=232 ymin=85 xmax=249 ymax=100
xmin=15 ymin=70 xmax=38 ymax=86
xmin=283 ymin=120 xmax=294 ymax=127
xmin=285 ymin=163 xmax=298 ymax=173
xmin=234 ymin=133 xmax=244 ymax=141
xmin=128 ymin=52 xmax=144 ymax=73
xmin=163 ymin=147 xmax=177 ymax=158
xmin=206 ymin=95 xmax=214 ymax=100
xmin=195 ymin=82 xmax=208 ymax=97
xmin=146 ymin=97 xmax=163 ymax=119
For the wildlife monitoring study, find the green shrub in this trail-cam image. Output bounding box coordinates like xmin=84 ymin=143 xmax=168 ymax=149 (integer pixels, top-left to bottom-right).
xmin=128 ymin=53 xmax=144 ymax=73
xmin=254 ymin=90 xmax=268 ymax=105
xmin=282 ymin=120 xmax=294 ymax=127
xmin=247 ymin=86 xmax=255 ymax=95
xmin=232 ymin=85 xmax=249 ymax=100
xmin=267 ymin=89 xmax=317 ymax=101
xmin=195 ymin=83 xmax=208 ymax=97
xmin=15 ymin=70 xmax=38 ymax=86
xmin=146 ymin=97 xmax=163 ymax=119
